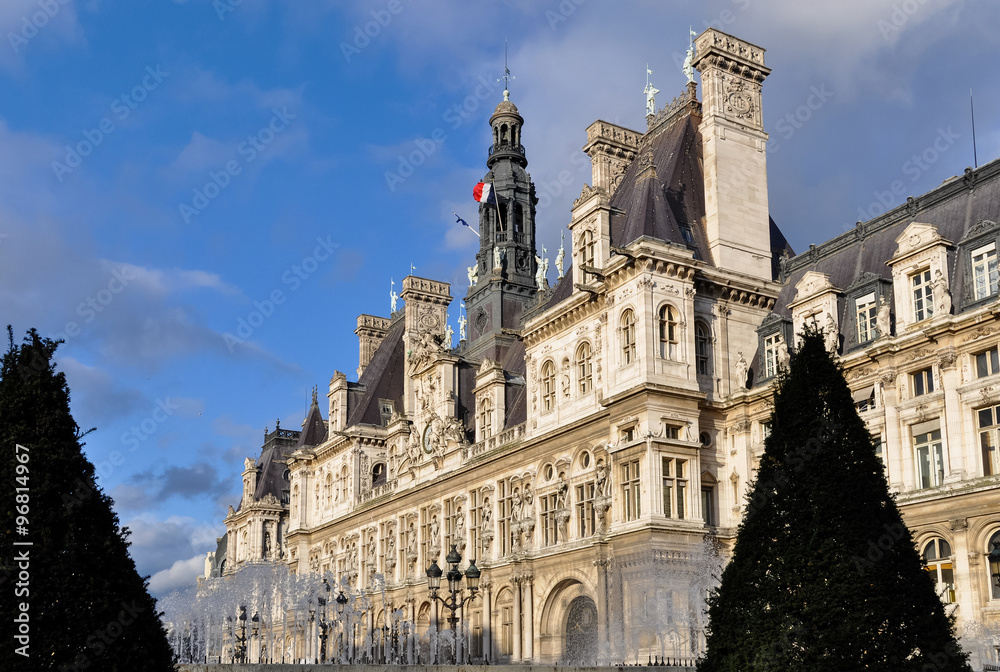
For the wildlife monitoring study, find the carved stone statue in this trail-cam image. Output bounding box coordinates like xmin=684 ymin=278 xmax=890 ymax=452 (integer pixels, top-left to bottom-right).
xmin=430 ymin=514 xmax=440 ymax=549
xmin=825 ymin=313 xmax=838 ymax=353
xmin=367 ymin=537 xmax=377 ymax=569
xmin=876 ymin=296 xmax=891 ymax=337
xmin=467 ymin=265 xmax=478 ymax=287
xmin=561 ymin=372 xmax=570 ymax=398
xmin=735 ymin=351 xmax=749 ymax=389
xmin=534 ymin=253 xmax=544 ymax=287
xmin=596 ymin=459 xmax=610 ymax=498
xmin=444 ymin=324 xmax=454 ymax=349
xmin=493 ymin=246 xmax=501 ymax=269
xmin=455 ymin=506 xmax=466 ymax=551
xmin=776 ymin=334 xmax=790 ymax=369
xmin=385 ymin=533 xmax=396 ymax=568
xmin=933 ymin=270 xmax=951 ymax=315
xmin=390 ymin=288 xmax=398 ymax=313
xmin=481 ymin=497 xmax=494 ymax=535
xmin=556 ymin=474 xmax=569 ymax=509
xmin=556 ymin=234 xmax=565 ymax=279
xmin=511 ymin=489 xmax=522 ymax=523
xmin=683 ymin=41 xmax=695 ymax=83
xmin=458 ymin=313 xmax=467 ymax=342
xmin=406 ymin=522 xmax=417 ymax=558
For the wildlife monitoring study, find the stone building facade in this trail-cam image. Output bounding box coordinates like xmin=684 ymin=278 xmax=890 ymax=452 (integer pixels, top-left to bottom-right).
xmin=204 ymin=27 xmax=1000 ymax=666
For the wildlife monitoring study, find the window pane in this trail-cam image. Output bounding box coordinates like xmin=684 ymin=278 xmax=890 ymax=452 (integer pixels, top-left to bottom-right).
xmin=939 ymin=539 xmax=952 ymax=557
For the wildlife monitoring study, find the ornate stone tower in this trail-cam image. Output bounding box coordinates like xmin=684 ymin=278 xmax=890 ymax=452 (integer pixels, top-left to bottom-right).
xmin=692 ymin=28 xmax=772 ymax=279
xmin=465 ymin=90 xmax=539 ymax=360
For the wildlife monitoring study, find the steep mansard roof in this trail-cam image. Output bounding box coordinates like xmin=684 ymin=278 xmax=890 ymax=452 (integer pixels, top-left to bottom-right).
xmin=346 ymin=319 xmax=406 ymax=427
xmin=609 ymin=113 xmax=707 ymax=257
xmin=773 ymin=159 xmax=1000 ymax=322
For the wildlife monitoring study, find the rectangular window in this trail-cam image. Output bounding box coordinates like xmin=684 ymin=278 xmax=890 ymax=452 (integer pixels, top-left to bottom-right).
xmin=856 ymin=292 xmax=877 ymax=344
xmin=498 ymin=481 xmax=512 ymax=557
xmin=420 ymin=507 xmax=430 ymax=567
xmin=662 ymin=457 xmax=687 ymax=519
xmin=444 ymin=499 xmax=455 ymax=553
xmin=471 ymin=611 xmax=483 ymax=659
xmin=664 ymin=425 xmax=680 ymax=440
xmin=576 ymin=481 xmax=595 ymax=537
xmin=854 ymin=386 xmax=876 ymax=413
xmin=621 ymin=459 xmax=641 ymax=521
xmin=972 ymin=242 xmax=999 ymax=301
xmin=620 ymin=425 xmax=635 ymax=443
xmin=977 ymin=406 xmax=1000 ymax=476
xmin=469 ymin=490 xmax=481 ymax=561
xmin=976 ymin=347 xmax=1000 ymax=378
xmin=912 ymin=368 xmax=934 ymax=396
xmin=500 ymin=605 xmax=513 ymax=656
xmin=914 ymin=428 xmax=944 ymax=489
xmin=701 ymin=486 xmax=714 ymax=526
xmin=541 ymin=493 xmax=559 ymax=546
xmin=911 ymin=269 xmax=934 ymax=321
xmin=763 ymin=332 xmax=779 ymax=378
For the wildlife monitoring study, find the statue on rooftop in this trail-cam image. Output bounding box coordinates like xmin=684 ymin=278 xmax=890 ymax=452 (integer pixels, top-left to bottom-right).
xmin=933 ymin=269 xmax=951 ymax=315
xmin=877 ymin=296 xmax=891 ymax=337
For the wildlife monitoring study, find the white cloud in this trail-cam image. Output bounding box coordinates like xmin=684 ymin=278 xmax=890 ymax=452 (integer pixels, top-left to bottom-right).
xmin=149 ymin=555 xmax=208 ymax=595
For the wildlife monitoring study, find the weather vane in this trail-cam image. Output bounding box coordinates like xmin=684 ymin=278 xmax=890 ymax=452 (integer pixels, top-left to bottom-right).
xmin=499 ymin=40 xmax=515 ymax=99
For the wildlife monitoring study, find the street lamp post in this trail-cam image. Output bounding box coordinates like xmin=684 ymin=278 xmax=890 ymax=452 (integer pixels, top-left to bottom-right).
xmin=250 ymin=611 xmax=259 ymax=663
xmin=318 ymin=579 xmax=330 ymax=663
xmin=235 ymin=606 xmax=247 ymax=664
xmin=336 ymin=588 xmax=349 ymax=663
xmin=425 ymin=544 xmax=481 ymax=664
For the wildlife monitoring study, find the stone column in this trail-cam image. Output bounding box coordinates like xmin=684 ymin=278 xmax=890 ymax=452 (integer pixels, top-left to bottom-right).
xmin=939 ymin=352 xmax=966 ymax=479
xmin=483 ymin=581 xmax=493 ymax=662
xmin=512 ymin=576 xmax=522 ymax=661
xmin=431 ymin=599 xmax=439 ymax=664
xmin=523 ymin=575 xmax=534 ymax=661
xmin=406 ymin=596 xmax=415 ymax=664
xmin=880 ymin=372 xmax=905 ymax=490
xmin=594 ymin=555 xmax=611 ymax=663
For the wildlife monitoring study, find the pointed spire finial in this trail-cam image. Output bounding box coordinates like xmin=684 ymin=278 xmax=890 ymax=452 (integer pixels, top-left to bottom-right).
xmin=499 ymin=39 xmax=514 ymax=99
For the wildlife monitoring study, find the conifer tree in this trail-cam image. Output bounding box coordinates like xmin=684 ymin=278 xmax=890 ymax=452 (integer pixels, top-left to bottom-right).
xmin=0 ymin=328 xmax=174 ymax=671
xmin=699 ymin=328 xmax=970 ymax=671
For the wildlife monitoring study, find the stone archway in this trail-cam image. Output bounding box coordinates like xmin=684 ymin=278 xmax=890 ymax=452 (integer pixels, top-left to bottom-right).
xmin=563 ymin=595 xmax=598 ymax=664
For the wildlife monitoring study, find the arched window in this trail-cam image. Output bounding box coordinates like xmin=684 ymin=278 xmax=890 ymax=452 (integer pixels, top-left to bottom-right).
xmin=479 ymin=396 xmax=494 ymax=439
xmin=541 ymin=361 xmax=556 ymax=413
xmin=988 ymin=530 xmax=1000 ymax=600
xmin=922 ymin=538 xmax=955 ymax=603
xmin=372 ymin=462 xmax=386 ymax=487
xmin=658 ymin=305 xmax=678 ymax=359
xmin=695 ymin=320 xmax=712 ymax=376
xmin=291 ymin=485 xmax=299 ymax=520
xmin=341 ymin=465 xmax=349 ymax=501
xmin=324 ymin=472 xmax=332 ymax=507
xmin=620 ymin=309 xmax=636 ymax=365
xmin=577 ymin=342 xmax=593 ymax=394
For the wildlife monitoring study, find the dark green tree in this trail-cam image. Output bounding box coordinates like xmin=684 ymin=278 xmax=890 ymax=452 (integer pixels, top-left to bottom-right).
xmin=0 ymin=328 xmax=174 ymax=671
xmin=699 ymin=328 xmax=970 ymax=672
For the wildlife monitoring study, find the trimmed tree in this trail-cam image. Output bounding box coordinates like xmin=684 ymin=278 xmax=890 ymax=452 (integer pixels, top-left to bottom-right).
xmin=0 ymin=328 xmax=174 ymax=671
xmin=699 ymin=328 xmax=970 ymax=671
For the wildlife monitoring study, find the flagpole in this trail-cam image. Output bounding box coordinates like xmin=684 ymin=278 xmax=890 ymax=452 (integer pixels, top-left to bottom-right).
xmin=454 ymin=212 xmax=480 ymax=237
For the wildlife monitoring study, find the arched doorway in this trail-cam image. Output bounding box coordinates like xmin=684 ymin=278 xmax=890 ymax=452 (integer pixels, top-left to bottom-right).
xmin=563 ymin=596 xmax=598 ymax=664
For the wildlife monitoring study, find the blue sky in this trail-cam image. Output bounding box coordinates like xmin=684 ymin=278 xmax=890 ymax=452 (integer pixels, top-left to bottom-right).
xmin=1 ymin=0 xmax=997 ymax=596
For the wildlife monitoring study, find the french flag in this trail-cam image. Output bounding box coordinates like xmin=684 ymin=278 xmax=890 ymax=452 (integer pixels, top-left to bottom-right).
xmin=473 ymin=182 xmax=496 ymax=204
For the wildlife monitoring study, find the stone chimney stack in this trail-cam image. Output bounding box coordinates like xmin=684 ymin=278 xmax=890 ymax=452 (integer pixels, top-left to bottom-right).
xmin=355 ymin=314 xmax=392 ymax=376
xmin=693 ymin=29 xmax=772 ymax=279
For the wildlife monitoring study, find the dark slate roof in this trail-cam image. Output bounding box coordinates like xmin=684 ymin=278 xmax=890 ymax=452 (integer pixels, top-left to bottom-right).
xmin=210 ymin=534 xmax=227 ymax=577
xmin=541 ymin=264 xmax=573 ymax=311
xmin=501 ymin=338 xmax=527 ymax=429
xmin=346 ymin=319 xmax=405 ymax=427
xmin=609 ymin=114 xmax=707 ymax=257
xmin=774 ymin=161 xmax=1000 ymax=322
xmin=252 ymin=440 xmax=292 ymax=503
xmin=296 ymin=394 xmax=328 ymax=449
